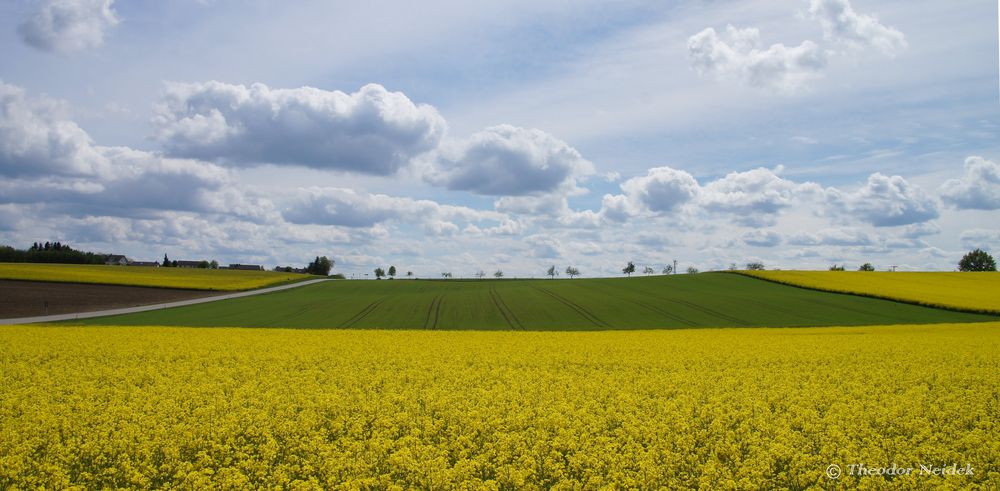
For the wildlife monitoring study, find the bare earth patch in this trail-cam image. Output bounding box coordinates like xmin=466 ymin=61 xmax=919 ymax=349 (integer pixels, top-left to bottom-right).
xmin=0 ymin=280 xmax=222 ymax=318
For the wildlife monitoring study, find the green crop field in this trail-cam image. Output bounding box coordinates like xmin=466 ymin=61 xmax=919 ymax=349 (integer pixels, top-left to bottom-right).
xmin=73 ymin=273 xmax=996 ymax=329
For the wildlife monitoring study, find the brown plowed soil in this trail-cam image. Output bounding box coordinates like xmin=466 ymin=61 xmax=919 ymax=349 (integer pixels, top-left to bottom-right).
xmin=0 ymin=280 xmax=222 ymax=318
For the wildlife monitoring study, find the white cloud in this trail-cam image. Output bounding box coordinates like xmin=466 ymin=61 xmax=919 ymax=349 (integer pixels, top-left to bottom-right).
xmin=809 ymin=0 xmax=907 ymax=56
xmin=699 ymin=166 xmax=819 ymax=226
xmin=826 ymin=173 xmax=939 ymax=227
xmin=788 ymin=227 xmax=876 ymax=247
xmin=0 ymin=81 xmax=109 ymax=177
xmin=939 ymin=156 xmax=1000 ymax=210
xmin=18 ymin=0 xmax=119 ymax=54
xmin=432 ymin=124 xmax=594 ymax=196
xmin=687 ymin=25 xmax=826 ymax=92
xmin=900 ymin=221 xmax=941 ymax=239
xmin=154 ymin=82 xmax=446 ymax=175
xmin=620 ymin=166 xmax=700 ymax=213
xmin=958 ymin=229 xmax=1000 ymax=249
xmin=742 ymin=229 xmax=783 ymax=247
xmin=281 ymin=187 xmax=501 ymax=230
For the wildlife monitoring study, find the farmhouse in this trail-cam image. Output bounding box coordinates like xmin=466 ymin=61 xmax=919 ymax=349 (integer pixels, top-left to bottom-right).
xmin=229 ymin=264 xmax=264 ymax=271
xmin=175 ymin=260 xmax=204 ymax=268
xmin=105 ymin=255 xmax=129 ymax=266
xmin=129 ymin=261 xmax=159 ymax=267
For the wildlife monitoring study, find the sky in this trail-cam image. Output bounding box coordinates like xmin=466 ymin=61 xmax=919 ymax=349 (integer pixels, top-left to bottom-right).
xmin=0 ymin=0 xmax=998 ymax=277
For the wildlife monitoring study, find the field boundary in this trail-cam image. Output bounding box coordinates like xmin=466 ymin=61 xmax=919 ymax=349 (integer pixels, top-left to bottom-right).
xmin=0 ymin=278 xmax=332 ymax=325
xmin=729 ymin=271 xmax=1000 ymax=316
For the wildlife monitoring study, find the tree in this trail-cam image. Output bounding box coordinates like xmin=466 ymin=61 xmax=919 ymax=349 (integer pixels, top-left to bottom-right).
xmin=643 ymin=266 xmax=655 ymax=275
xmin=565 ymin=266 xmax=580 ymax=279
xmin=307 ymin=256 xmax=333 ymax=275
xmin=388 ymin=266 xmax=397 ymax=279
xmin=407 ymin=271 xmax=413 ymax=278
xmin=959 ymin=248 xmax=997 ymax=272
xmin=829 ymin=264 xmax=845 ymax=271
xmin=441 ymin=272 xmax=452 ymax=278
xmin=374 ymin=267 xmax=385 ymax=279
xmin=662 ymin=265 xmax=673 ymax=275
xmin=475 ymin=270 xmax=486 ymax=279
xmin=623 ymin=261 xmax=635 ymax=277
xmin=858 ymin=263 xmax=875 ymax=271
xmin=746 ymin=262 xmax=765 ymax=271
xmin=163 ymin=253 xmax=171 ymax=267
xmin=547 ymin=265 xmax=557 ymax=279
xmin=210 ymin=260 xmax=219 ymax=269
xmin=197 ymin=260 xmax=210 ymax=269
xmin=494 ymin=270 xmax=504 ymax=279
xmin=687 ymin=266 xmax=699 ymax=274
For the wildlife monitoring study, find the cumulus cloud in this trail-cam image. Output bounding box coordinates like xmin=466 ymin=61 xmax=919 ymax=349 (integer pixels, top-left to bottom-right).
xmin=613 ymin=166 xmax=816 ymax=226
xmin=809 ymin=0 xmax=907 ymax=56
xmin=939 ymin=156 xmax=1000 ymax=210
xmin=0 ymin=81 xmax=109 ymax=177
xmin=0 ymin=81 xmax=273 ymax=221
xmin=742 ymin=229 xmax=783 ymax=247
xmin=687 ymin=25 xmax=826 ymax=91
xmin=281 ymin=187 xmax=501 ymax=231
xmin=788 ymin=227 xmax=876 ymax=247
xmin=700 ymin=167 xmax=819 ymax=226
xmin=958 ymin=229 xmax=1000 ymax=249
xmin=620 ymin=166 xmax=700 ymax=213
xmin=826 ymin=173 xmax=939 ymax=227
xmin=154 ymin=82 xmax=446 ymax=175
xmin=432 ymin=125 xmax=594 ymax=196
xmin=18 ymin=0 xmax=119 ymax=54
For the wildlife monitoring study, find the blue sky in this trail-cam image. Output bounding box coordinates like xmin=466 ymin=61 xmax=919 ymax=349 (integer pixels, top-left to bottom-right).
xmin=1 ymin=0 xmax=998 ymax=276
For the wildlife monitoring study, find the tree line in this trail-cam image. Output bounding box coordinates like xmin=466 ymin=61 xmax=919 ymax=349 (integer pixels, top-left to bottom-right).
xmin=0 ymin=242 xmax=108 ymax=264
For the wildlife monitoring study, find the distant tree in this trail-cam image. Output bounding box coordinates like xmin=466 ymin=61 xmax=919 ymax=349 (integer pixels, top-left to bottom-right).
xmin=441 ymin=272 xmax=452 ymax=278
xmin=959 ymin=248 xmax=997 ymax=272
xmin=307 ymin=256 xmax=333 ymax=275
xmin=407 ymin=271 xmax=413 ymax=278
xmin=163 ymin=253 xmax=171 ymax=267
xmin=643 ymin=266 xmax=655 ymax=275
xmin=565 ymin=266 xmax=580 ymax=279
xmin=728 ymin=263 xmax=738 ymax=271
xmin=475 ymin=270 xmax=486 ymax=279
xmin=494 ymin=270 xmax=504 ymax=279
xmin=374 ymin=267 xmax=386 ymax=280
xmin=746 ymin=262 xmax=765 ymax=271
xmin=623 ymin=261 xmax=636 ymax=277
xmin=686 ymin=266 xmax=699 ymax=274
xmin=858 ymin=263 xmax=875 ymax=271
xmin=662 ymin=265 xmax=673 ymax=275
xmin=829 ymin=264 xmax=845 ymax=271
xmin=547 ymin=265 xmax=557 ymax=279
xmin=388 ymin=265 xmax=397 ymax=279
xmin=171 ymin=260 xmax=178 ymax=267
xmin=197 ymin=260 xmax=210 ymax=269
xmin=210 ymin=260 xmax=219 ymax=269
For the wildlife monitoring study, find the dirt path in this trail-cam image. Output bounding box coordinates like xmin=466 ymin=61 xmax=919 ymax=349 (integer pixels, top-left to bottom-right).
xmin=0 ymin=278 xmax=330 ymax=325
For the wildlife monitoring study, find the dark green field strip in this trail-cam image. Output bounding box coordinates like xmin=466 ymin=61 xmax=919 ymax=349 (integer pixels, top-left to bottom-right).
xmin=70 ymin=274 xmax=999 ymax=330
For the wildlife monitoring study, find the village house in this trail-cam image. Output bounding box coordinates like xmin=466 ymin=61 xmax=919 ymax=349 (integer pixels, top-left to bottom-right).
xmin=229 ymin=264 xmax=264 ymax=271
xmin=105 ymin=255 xmax=129 ymax=266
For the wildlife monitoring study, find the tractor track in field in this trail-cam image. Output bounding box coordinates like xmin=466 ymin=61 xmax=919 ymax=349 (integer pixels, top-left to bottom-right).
xmin=663 ymin=297 xmax=751 ymax=326
xmin=423 ymin=295 xmax=443 ymax=330
xmin=489 ymin=285 xmax=524 ymax=330
xmin=629 ymin=299 xmax=699 ymax=327
xmin=339 ymin=297 xmax=387 ymax=328
xmin=532 ymin=286 xmax=610 ymax=328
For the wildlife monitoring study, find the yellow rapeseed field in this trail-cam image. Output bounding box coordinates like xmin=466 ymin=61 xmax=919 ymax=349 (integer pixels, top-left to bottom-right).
xmin=737 ymin=270 xmax=1000 ymax=314
xmin=1 ymin=324 xmax=998 ymax=489
xmin=0 ymin=263 xmax=305 ymax=290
